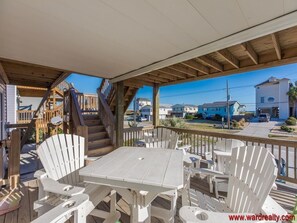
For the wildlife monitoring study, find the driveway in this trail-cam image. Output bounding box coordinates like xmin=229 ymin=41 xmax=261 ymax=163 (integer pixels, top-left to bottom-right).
xmin=236 ymin=118 xmax=283 ymax=138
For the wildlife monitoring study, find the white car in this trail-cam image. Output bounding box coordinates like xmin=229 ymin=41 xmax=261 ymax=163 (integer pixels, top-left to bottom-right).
xmin=137 ymin=117 xmax=148 ymax=122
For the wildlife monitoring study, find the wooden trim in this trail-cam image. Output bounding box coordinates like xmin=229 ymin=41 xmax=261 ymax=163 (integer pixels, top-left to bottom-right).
xmin=0 ymin=62 xmax=9 ymax=84
xmin=50 ymin=71 xmax=72 ymax=89
xmin=182 ymin=60 xmax=209 ymax=74
xmin=8 ymin=129 xmax=21 ymax=189
xmin=216 ymin=49 xmax=239 ymax=68
xmin=169 ymin=64 xmax=198 ymax=77
xmin=240 ymin=42 xmax=258 ymax=64
xmin=271 ymin=33 xmax=282 ymax=60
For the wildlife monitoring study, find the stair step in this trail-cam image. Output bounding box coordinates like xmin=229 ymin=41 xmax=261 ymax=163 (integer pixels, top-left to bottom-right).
xmin=88 ymin=125 xmax=105 ymax=133
xmin=83 ymin=115 xmax=100 ymax=120
xmin=88 ymin=145 xmax=114 ymax=157
xmin=88 ymin=131 xmax=108 ymax=141
xmin=84 ymin=119 xmax=102 ymax=126
xmin=88 ymin=138 xmax=112 ymax=150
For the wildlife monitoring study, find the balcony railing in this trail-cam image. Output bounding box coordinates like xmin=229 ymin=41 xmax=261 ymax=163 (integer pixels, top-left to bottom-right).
xmin=123 ymin=125 xmax=297 ymax=184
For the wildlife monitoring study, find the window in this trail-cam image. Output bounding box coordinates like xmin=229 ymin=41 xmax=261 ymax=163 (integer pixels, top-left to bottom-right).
xmin=260 ymin=97 xmax=264 ymax=103
xmin=268 ymin=97 xmax=275 ymax=103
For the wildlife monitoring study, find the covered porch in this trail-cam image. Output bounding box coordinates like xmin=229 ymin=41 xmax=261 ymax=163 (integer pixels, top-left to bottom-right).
xmin=0 ymin=1 xmax=297 ymax=222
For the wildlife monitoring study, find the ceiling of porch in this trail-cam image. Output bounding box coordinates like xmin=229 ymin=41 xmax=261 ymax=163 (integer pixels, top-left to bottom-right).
xmin=123 ymin=25 xmax=297 ymax=87
xmin=1 ymin=0 xmax=297 ymax=85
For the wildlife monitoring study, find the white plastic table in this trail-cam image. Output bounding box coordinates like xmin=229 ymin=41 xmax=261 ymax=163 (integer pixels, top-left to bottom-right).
xmin=79 ymin=147 xmax=184 ymax=223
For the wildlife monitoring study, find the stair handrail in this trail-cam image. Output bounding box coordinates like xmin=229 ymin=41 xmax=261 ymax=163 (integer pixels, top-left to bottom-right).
xmin=97 ymin=89 xmax=115 ymax=145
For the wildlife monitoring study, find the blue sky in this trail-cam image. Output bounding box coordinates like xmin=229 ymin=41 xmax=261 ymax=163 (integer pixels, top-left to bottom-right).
xmin=67 ymin=63 xmax=297 ymax=111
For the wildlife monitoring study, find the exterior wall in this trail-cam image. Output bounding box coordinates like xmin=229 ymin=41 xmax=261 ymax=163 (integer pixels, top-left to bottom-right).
xmin=0 ymin=80 xmax=7 ymax=140
xmin=136 ymin=99 xmax=151 ymax=111
xmin=278 ymin=79 xmax=290 ymax=119
xmin=140 ymin=106 xmax=171 ymax=120
xmin=172 ymin=105 xmax=198 ymax=118
xmin=256 ymin=79 xmax=290 ymax=119
xmin=198 ymin=102 xmax=241 ymax=118
xmin=6 ymin=85 xmax=17 ymax=124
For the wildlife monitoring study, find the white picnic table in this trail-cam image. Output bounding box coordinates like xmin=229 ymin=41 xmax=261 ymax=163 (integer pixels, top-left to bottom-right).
xmin=79 ymin=147 xmax=184 ymax=223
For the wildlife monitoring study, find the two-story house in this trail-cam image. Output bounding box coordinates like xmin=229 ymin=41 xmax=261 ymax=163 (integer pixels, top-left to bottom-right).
xmin=198 ymin=101 xmax=245 ymax=119
xmin=140 ymin=104 xmax=172 ymax=121
xmin=171 ymin=104 xmax=198 ymax=118
xmin=255 ymin=77 xmax=290 ymax=119
xmin=136 ymin=98 xmax=151 ymax=111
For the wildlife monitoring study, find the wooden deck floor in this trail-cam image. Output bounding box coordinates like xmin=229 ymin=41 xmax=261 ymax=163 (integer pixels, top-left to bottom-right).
xmin=0 ymin=176 xmax=296 ymax=223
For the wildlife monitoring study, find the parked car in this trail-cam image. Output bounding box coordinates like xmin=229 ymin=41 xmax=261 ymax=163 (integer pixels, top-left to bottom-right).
xmin=137 ymin=117 xmax=148 ymax=122
xmin=258 ymin=113 xmax=270 ymax=122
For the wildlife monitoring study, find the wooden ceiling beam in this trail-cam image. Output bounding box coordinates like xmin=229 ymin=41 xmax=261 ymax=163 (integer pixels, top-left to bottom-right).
xmin=0 ymin=62 xmax=9 ymax=84
xmin=181 ymin=60 xmax=209 ymax=75
xmin=149 ymin=71 xmax=177 ymax=81
xmin=271 ymin=33 xmax=282 ymax=60
xmin=240 ymin=42 xmax=258 ymax=64
xmin=169 ymin=64 xmax=198 ymax=77
xmin=134 ymin=76 xmax=162 ymax=84
xmin=196 ymin=56 xmax=223 ymax=72
xmin=50 ymin=71 xmax=72 ymax=89
xmin=145 ymin=74 xmax=169 ymax=82
xmin=216 ymin=49 xmax=239 ymax=68
xmin=159 ymin=68 xmax=187 ymax=79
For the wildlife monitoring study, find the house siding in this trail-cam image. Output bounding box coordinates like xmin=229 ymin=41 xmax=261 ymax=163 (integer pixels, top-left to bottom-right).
xmin=0 ymin=79 xmax=7 ymax=140
xmin=6 ymin=85 xmax=17 ymax=124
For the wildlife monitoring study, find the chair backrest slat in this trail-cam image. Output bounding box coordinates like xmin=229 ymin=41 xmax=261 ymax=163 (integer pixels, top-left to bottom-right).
xmin=37 ymin=134 xmax=85 ymax=181
xmin=144 ymin=128 xmax=178 ymax=150
xmin=226 ymin=146 xmax=277 ymax=213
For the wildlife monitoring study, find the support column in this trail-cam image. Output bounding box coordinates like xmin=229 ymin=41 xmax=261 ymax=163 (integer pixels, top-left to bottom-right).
xmin=116 ymin=81 xmax=124 ymax=148
xmin=153 ymin=84 xmax=160 ymax=127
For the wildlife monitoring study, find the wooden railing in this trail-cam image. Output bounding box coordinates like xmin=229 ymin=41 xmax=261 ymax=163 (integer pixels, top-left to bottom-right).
xmin=76 ymin=93 xmax=98 ymax=113
xmin=122 ymin=126 xmax=297 ymax=184
xmin=98 ymin=91 xmax=115 ymax=145
xmin=17 ymin=110 xmax=34 ymax=124
xmin=63 ymin=88 xmax=88 ymax=153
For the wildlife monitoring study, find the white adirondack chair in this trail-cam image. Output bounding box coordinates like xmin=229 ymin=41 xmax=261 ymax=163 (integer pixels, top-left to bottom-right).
xmin=33 ymin=134 xmax=120 ymax=223
xmin=180 ymin=146 xmax=287 ymax=223
xmin=196 ymin=139 xmax=245 ymax=197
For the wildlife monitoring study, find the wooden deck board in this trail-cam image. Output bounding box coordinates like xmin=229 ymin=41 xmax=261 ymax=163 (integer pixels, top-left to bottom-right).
xmin=0 ymin=177 xmax=295 ymax=223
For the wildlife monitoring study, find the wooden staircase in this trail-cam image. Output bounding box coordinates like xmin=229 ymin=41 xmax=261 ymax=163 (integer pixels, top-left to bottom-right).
xmin=83 ymin=114 xmax=114 ymax=157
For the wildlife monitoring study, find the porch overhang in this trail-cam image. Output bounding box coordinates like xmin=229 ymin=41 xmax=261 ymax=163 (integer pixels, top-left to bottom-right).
xmin=0 ymin=1 xmax=297 ymax=88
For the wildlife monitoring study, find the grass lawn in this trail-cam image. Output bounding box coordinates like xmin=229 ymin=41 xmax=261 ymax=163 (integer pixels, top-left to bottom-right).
xmin=185 ymin=119 xmax=241 ymax=133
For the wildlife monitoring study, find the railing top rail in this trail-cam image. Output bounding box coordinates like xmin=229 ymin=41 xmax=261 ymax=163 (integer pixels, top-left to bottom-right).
xmin=98 ymin=91 xmax=115 ymax=123
xmin=123 ymin=125 xmax=154 ymax=132
xmin=161 ymin=126 xmax=297 ymax=148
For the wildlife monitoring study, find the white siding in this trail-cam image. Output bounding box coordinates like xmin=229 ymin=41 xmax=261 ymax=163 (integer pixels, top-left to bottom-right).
xmin=6 ymin=85 xmax=17 ymax=124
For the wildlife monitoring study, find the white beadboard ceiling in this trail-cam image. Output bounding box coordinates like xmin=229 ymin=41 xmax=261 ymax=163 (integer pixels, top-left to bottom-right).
xmin=0 ymin=0 xmax=297 ymax=80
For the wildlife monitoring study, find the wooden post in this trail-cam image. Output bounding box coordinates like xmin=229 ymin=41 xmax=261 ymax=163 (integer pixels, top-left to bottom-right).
xmin=153 ymin=84 xmax=160 ymax=127
xmin=115 ymin=81 xmax=124 ymax=148
xmin=77 ymin=125 xmax=88 ymax=155
xmin=9 ymin=129 xmax=21 ymax=189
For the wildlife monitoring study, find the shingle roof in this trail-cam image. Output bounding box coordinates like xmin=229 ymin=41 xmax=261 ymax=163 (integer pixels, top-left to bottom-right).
xmin=172 ymin=104 xmax=197 ymax=107
xmin=199 ymin=101 xmax=239 ymax=108
xmin=137 ymin=98 xmax=151 ymax=102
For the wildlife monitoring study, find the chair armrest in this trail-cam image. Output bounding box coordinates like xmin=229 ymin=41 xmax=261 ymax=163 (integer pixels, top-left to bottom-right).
xmin=34 ymin=169 xmax=48 ymax=179
xmin=180 ymin=206 xmax=270 ymax=223
xmin=192 ymin=167 xmax=226 ymax=177
xmin=31 ymin=194 xmax=89 ymax=223
xmin=261 ymin=195 xmax=287 ymax=216
xmin=40 ymin=178 xmax=85 ymax=196
xmin=178 ymin=145 xmax=191 ymax=152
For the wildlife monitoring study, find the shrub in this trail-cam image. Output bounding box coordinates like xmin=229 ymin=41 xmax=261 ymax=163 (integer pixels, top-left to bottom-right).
xmin=160 ymin=117 xmax=186 ymax=129
xmin=231 ymin=120 xmax=239 ymax=128
xmin=280 ymin=125 xmax=295 ymax=133
xmin=213 ymin=114 xmax=222 ymax=121
xmin=195 ymin=113 xmax=203 ymax=119
xmin=185 ymin=114 xmax=194 ymax=120
xmin=285 ymin=117 xmax=297 ymax=126
xmin=238 ymin=118 xmax=246 ymax=127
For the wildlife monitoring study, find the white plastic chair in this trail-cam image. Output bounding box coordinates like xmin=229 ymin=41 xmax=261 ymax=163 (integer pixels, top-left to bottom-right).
xmin=33 ymin=134 xmax=120 ymax=223
xmin=180 ymin=146 xmax=287 ymax=223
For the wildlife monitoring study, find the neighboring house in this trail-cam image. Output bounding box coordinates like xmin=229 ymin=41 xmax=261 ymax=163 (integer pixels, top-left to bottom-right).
xmin=136 ymin=98 xmax=151 ymax=111
xmin=140 ymin=104 xmax=172 ymax=121
xmin=255 ymin=77 xmax=290 ymax=119
xmin=198 ymin=101 xmax=245 ymax=118
xmin=171 ymin=104 xmax=198 ymax=118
